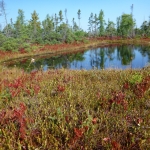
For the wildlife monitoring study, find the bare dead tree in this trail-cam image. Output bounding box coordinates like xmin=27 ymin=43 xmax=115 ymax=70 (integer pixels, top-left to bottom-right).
xmin=131 ymin=4 xmax=134 ymax=37
xmin=0 ymin=0 xmax=8 ymax=36
xmin=65 ymin=9 xmax=68 ymax=24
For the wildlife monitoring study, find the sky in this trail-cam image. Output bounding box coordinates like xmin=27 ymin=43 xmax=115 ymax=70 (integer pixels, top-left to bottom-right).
xmin=0 ymin=0 xmax=150 ymax=31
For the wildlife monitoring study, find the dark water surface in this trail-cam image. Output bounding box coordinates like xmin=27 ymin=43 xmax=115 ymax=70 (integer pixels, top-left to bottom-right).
xmin=4 ymin=44 xmax=150 ymax=71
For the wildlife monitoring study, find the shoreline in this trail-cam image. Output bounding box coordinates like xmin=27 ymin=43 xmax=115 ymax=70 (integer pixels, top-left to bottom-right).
xmin=0 ymin=38 xmax=150 ymax=65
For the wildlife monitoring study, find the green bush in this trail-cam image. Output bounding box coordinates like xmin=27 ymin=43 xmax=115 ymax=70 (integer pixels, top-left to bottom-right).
xmin=83 ymin=39 xmax=89 ymax=44
xmin=44 ymin=40 xmax=51 ymax=45
xmin=22 ymin=43 xmax=31 ymax=52
xmin=2 ymin=38 xmax=19 ymax=52
xmin=24 ymin=48 xmax=31 ymax=52
xmin=49 ymin=39 xmax=60 ymax=45
xmin=0 ymin=33 xmax=6 ymax=46
xmin=66 ymin=34 xmax=75 ymax=43
xmin=129 ymin=73 xmax=143 ymax=85
xmin=74 ymin=30 xmax=86 ymax=41
xmin=31 ymin=45 xmax=38 ymax=51
xmin=34 ymin=37 xmax=44 ymax=44
xmin=22 ymin=43 xmax=30 ymax=49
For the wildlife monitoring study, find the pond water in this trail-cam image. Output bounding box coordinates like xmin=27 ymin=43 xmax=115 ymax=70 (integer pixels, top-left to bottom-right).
xmin=4 ymin=44 xmax=150 ymax=71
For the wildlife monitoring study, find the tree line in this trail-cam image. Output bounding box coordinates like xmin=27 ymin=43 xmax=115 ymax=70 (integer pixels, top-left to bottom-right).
xmin=0 ymin=0 xmax=150 ymax=52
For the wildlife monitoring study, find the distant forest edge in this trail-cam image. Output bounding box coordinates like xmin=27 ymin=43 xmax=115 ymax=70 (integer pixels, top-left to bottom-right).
xmin=0 ymin=0 xmax=150 ymax=52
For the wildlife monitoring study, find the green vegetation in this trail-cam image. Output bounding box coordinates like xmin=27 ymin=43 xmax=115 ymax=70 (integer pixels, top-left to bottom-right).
xmin=0 ymin=1 xmax=150 ymax=149
xmin=0 ymin=67 xmax=150 ymax=149
xmin=0 ymin=0 xmax=150 ymax=52
xmin=129 ymin=73 xmax=143 ymax=85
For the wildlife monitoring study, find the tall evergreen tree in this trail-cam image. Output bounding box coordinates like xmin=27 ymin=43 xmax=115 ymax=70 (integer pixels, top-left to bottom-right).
xmin=88 ymin=13 xmax=94 ymax=35
xmin=98 ymin=9 xmax=105 ymax=36
xmin=116 ymin=17 xmax=121 ymax=36
xmin=141 ymin=20 xmax=150 ymax=36
xmin=54 ymin=13 xmax=59 ymax=31
xmin=42 ymin=14 xmax=54 ymax=41
xmin=119 ymin=14 xmax=134 ymax=37
xmin=58 ymin=10 xmax=63 ymax=24
xmin=17 ymin=9 xmax=25 ymax=25
xmin=29 ymin=10 xmax=41 ymax=40
xmin=105 ymin=20 xmax=116 ymax=37
xmin=77 ymin=9 xmax=81 ymax=29
xmin=14 ymin=9 xmax=26 ymax=38
xmin=72 ymin=18 xmax=79 ymax=31
xmin=93 ymin=14 xmax=99 ymax=36
xmin=64 ymin=9 xmax=68 ymax=24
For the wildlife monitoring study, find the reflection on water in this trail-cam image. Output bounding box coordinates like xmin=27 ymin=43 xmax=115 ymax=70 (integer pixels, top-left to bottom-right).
xmin=4 ymin=44 xmax=150 ymax=71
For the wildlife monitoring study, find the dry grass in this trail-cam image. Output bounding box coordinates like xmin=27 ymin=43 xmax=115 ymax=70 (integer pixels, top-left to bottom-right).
xmin=0 ymin=38 xmax=150 ymax=149
xmin=0 ymin=67 xmax=150 ymax=149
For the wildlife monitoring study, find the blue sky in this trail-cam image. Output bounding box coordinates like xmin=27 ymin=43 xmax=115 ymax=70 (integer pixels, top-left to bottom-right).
xmin=1 ymin=0 xmax=150 ymax=31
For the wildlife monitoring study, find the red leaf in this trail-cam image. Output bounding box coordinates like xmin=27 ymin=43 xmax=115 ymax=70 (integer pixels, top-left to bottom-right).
xmin=74 ymin=128 xmax=84 ymax=138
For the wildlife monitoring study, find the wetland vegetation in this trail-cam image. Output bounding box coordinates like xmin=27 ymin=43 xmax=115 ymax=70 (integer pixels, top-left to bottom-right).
xmin=0 ymin=0 xmax=150 ymax=149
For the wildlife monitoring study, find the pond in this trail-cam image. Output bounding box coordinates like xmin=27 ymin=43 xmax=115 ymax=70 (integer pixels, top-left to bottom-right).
xmin=4 ymin=44 xmax=150 ymax=71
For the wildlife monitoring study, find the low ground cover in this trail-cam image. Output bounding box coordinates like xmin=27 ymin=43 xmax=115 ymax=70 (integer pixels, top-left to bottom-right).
xmin=0 ymin=65 xmax=150 ymax=149
xmin=0 ymin=38 xmax=150 ymax=149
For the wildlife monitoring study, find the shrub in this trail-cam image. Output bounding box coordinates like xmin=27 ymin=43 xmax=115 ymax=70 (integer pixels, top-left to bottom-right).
xmin=22 ymin=43 xmax=30 ymax=49
xmin=49 ymin=39 xmax=60 ymax=45
xmin=31 ymin=45 xmax=39 ymax=51
xmin=21 ymin=43 xmax=31 ymax=52
xmin=44 ymin=40 xmax=51 ymax=45
xmin=34 ymin=37 xmax=44 ymax=44
xmin=66 ymin=35 xmax=75 ymax=43
xmin=74 ymin=30 xmax=86 ymax=41
xmin=1 ymin=38 xmax=20 ymax=52
xmin=0 ymin=33 xmax=6 ymax=46
xmin=129 ymin=73 xmax=143 ymax=85
xmin=83 ymin=39 xmax=89 ymax=44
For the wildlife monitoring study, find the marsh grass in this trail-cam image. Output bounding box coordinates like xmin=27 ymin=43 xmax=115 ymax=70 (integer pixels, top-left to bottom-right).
xmin=0 ymin=38 xmax=150 ymax=149
xmin=1 ymin=37 xmax=149 ymax=64
xmin=0 ymin=67 xmax=150 ymax=149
